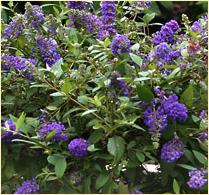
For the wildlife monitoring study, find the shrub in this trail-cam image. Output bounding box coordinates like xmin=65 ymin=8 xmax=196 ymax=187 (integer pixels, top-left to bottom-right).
xmin=1 ymin=1 xmax=208 ymax=194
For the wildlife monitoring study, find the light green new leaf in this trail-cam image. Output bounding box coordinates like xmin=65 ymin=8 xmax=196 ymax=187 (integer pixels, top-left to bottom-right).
xmin=81 ymin=109 xmax=97 ymax=116
xmin=51 ymin=59 xmax=63 ymax=79
xmin=173 ymin=179 xmax=180 ymax=194
xmin=130 ymin=53 xmax=142 ymax=66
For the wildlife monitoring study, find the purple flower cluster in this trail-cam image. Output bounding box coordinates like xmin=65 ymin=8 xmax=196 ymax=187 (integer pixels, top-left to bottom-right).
xmin=66 ymin=1 xmax=116 ymax=40
xmin=25 ymin=3 xmax=44 ymax=30
xmin=3 ymin=15 xmax=24 ymax=39
xmin=162 ymin=94 xmax=188 ymax=122
xmin=144 ymin=90 xmax=188 ymax=136
xmin=97 ymin=1 xmax=117 ymax=40
xmin=84 ymin=13 xmax=102 ymax=34
xmin=14 ymin=178 xmax=39 ymax=194
xmin=154 ymin=42 xmax=180 ymax=64
xmin=131 ymin=1 xmax=152 ymax=9
xmin=198 ymin=130 xmax=208 ymax=142
xmin=191 ymin=15 xmax=208 ymax=45
xmin=187 ymin=168 xmax=207 ymax=189
xmin=67 ymin=1 xmax=87 ymax=10
xmin=1 ymin=119 xmax=19 ymax=143
xmin=111 ymin=34 xmax=131 ymax=55
xmin=38 ymin=122 xmax=68 ymax=142
xmin=68 ymin=138 xmax=89 ymax=157
xmin=36 ymin=35 xmax=62 ymax=67
xmin=144 ymin=107 xmax=168 ymax=136
xmin=67 ymin=1 xmax=87 ymax=28
xmin=161 ymin=138 xmax=184 ymax=163
xmin=152 ymin=20 xmax=179 ymax=45
xmin=1 ymin=56 xmax=36 ymax=79
xmin=110 ymin=71 xmax=129 ymax=96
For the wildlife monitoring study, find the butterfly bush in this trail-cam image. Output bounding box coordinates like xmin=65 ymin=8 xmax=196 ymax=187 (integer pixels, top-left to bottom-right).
xmin=1 ymin=1 xmax=208 ymax=194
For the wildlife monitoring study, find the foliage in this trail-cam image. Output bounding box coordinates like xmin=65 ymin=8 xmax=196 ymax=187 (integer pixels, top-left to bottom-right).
xmin=1 ymin=1 xmax=208 ymax=194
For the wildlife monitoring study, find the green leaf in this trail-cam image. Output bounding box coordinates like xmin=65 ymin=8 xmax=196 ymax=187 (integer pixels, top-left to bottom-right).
xmin=184 ymin=149 xmax=195 ymax=164
xmin=25 ymin=117 xmax=39 ymax=128
xmin=136 ymin=85 xmax=154 ymax=102
xmin=62 ymin=108 xmax=81 ymax=119
xmin=46 ymin=130 xmax=57 ymax=141
xmin=177 ymin=164 xmax=194 ymax=170
xmin=136 ymin=152 xmax=145 ymax=162
xmin=95 ymin=173 xmax=109 ymax=190
xmin=66 ymin=28 xmax=79 ymax=43
xmin=83 ymin=177 xmax=91 ymax=193
xmin=130 ymin=53 xmax=142 ymax=66
xmin=46 ymin=106 xmax=58 ymax=111
xmin=1 ymin=5 xmax=11 ymax=11
xmin=173 ymin=179 xmax=180 ymax=194
xmin=107 ymin=136 xmax=125 ymax=164
xmin=55 ymin=157 xmax=67 ymax=178
xmin=16 ymin=112 xmax=26 ymax=130
xmin=15 ymin=113 xmax=32 ymax=134
xmin=51 ymin=58 xmax=63 ymax=79
xmin=30 ymin=84 xmax=49 ymax=88
xmin=191 ymin=115 xmax=200 ymax=123
xmin=88 ymin=130 xmax=103 ymax=144
xmin=131 ymin=43 xmax=140 ymax=51
xmin=47 ymin=155 xmax=67 ymax=178
xmin=166 ymin=67 xmax=181 ymax=81
xmin=61 ymin=78 xmax=75 ymax=93
xmin=50 ymin=92 xmax=65 ymax=97
xmin=192 ymin=150 xmax=207 ymax=165
xmin=47 ymin=155 xmax=56 ymax=166
xmin=103 ymin=37 xmax=110 ymax=47
xmin=180 ymin=85 xmax=194 ymax=107
xmin=81 ymin=109 xmax=97 ymax=116
xmin=9 ymin=114 xmax=18 ymax=123
xmin=77 ymin=95 xmax=89 ymax=105
xmin=197 ymin=139 xmax=208 ymax=152
xmin=134 ymin=77 xmax=150 ymax=82
xmin=143 ymin=13 xmax=155 ymax=24
xmin=5 ymin=161 xmax=15 ymax=179
xmin=87 ymin=144 xmax=100 ymax=152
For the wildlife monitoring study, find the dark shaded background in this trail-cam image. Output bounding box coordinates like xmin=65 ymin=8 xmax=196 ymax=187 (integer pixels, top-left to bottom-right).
xmin=1 ymin=1 xmax=208 ymax=33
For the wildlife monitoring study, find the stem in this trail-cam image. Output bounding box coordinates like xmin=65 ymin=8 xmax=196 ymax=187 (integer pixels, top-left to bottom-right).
xmin=2 ymin=127 xmax=51 ymax=152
